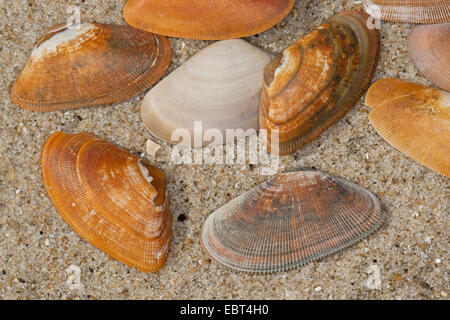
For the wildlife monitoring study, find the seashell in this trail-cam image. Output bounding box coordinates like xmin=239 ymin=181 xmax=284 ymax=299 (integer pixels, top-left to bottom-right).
xmin=41 ymin=132 xmax=172 ymax=272
xmin=366 ymin=78 xmax=450 ymax=177
xmin=140 ymin=39 xmax=273 ymax=146
xmin=123 ymin=0 xmax=295 ymax=40
xmin=201 ymin=167 xmax=384 ymax=273
xmin=408 ymin=23 xmax=450 ymax=91
xmin=260 ymin=11 xmax=380 ymax=155
xmin=12 ymin=23 xmax=171 ymax=112
xmin=363 ymin=0 xmax=450 ymax=24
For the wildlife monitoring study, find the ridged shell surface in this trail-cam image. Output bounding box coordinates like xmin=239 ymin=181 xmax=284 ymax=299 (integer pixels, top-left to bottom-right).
xmin=260 ymin=11 xmax=380 ymax=155
xmin=366 ymin=79 xmax=450 ymax=177
xmin=124 ymin=0 xmax=295 ymax=40
xmin=141 ymin=39 xmax=273 ymax=146
xmin=363 ymin=0 xmax=450 ymax=24
xmin=201 ymin=168 xmax=384 ymax=273
xmin=12 ymin=23 xmax=171 ymax=112
xmin=408 ymin=23 xmax=450 ymax=91
xmin=41 ymin=132 xmax=172 ymax=272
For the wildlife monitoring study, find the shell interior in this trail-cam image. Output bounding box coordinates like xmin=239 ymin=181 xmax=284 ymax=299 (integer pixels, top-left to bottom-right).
xmin=201 ymin=168 xmax=384 ymax=273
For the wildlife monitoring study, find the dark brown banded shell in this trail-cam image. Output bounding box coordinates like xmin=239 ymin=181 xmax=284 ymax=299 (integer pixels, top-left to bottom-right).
xmin=201 ymin=168 xmax=384 ymax=273
xmin=260 ymin=11 xmax=380 ymax=155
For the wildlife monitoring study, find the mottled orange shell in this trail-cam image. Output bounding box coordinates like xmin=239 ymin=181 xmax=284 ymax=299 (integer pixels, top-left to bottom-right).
xmin=363 ymin=0 xmax=450 ymax=24
xmin=41 ymin=132 xmax=172 ymax=272
xmin=123 ymin=0 xmax=295 ymax=40
xmin=201 ymin=168 xmax=384 ymax=273
xmin=12 ymin=23 xmax=171 ymax=112
xmin=408 ymin=23 xmax=450 ymax=91
xmin=260 ymin=11 xmax=380 ymax=155
xmin=366 ymin=79 xmax=450 ymax=177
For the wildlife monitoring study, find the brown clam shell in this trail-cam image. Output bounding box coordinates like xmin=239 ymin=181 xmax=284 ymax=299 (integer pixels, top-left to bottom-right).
xmin=408 ymin=23 xmax=450 ymax=91
xmin=12 ymin=23 xmax=171 ymax=112
xmin=41 ymin=132 xmax=172 ymax=272
xmin=260 ymin=11 xmax=380 ymax=155
xmin=201 ymin=168 xmax=384 ymax=273
xmin=123 ymin=0 xmax=295 ymax=40
xmin=363 ymin=0 xmax=450 ymax=24
xmin=366 ymin=79 xmax=450 ymax=177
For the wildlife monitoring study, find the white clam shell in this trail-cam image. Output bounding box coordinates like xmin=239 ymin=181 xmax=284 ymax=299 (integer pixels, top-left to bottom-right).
xmin=140 ymin=39 xmax=273 ymax=146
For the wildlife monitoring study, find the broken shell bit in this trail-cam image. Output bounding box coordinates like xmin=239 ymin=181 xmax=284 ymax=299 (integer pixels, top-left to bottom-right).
xmin=366 ymin=78 xmax=450 ymax=178
xmin=408 ymin=23 xmax=450 ymax=92
xmin=260 ymin=11 xmax=380 ymax=155
xmin=201 ymin=167 xmax=384 ymax=273
xmin=12 ymin=23 xmax=171 ymax=112
xmin=363 ymin=0 xmax=450 ymax=24
xmin=124 ymin=0 xmax=295 ymax=40
xmin=141 ymin=39 xmax=273 ymax=147
xmin=41 ymin=132 xmax=172 ymax=272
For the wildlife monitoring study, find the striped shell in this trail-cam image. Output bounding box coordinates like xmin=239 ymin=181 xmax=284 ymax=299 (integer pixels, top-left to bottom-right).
xmin=201 ymin=168 xmax=384 ymax=273
xmin=12 ymin=23 xmax=171 ymax=112
xmin=123 ymin=0 xmax=295 ymax=40
xmin=363 ymin=0 xmax=450 ymax=24
xmin=366 ymin=79 xmax=450 ymax=177
xmin=41 ymin=132 xmax=172 ymax=272
xmin=260 ymin=11 xmax=380 ymax=155
xmin=408 ymin=23 xmax=450 ymax=91
xmin=141 ymin=39 xmax=272 ymax=146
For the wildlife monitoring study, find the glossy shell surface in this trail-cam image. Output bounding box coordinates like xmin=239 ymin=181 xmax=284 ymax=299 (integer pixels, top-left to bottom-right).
xmin=366 ymin=79 xmax=450 ymax=177
xmin=363 ymin=0 xmax=450 ymax=24
xmin=260 ymin=11 xmax=380 ymax=155
xmin=141 ymin=39 xmax=273 ymax=146
xmin=41 ymin=132 xmax=172 ymax=272
xmin=12 ymin=23 xmax=171 ymax=112
xmin=124 ymin=0 xmax=295 ymax=40
xmin=408 ymin=23 xmax=450 ymax=91
xmin=201 ymin=168 xmax=384 ymax=273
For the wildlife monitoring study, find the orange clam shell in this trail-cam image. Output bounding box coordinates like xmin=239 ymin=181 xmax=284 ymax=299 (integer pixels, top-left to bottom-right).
xmin=260 ymin=11 xmax=380 ymax=155
xmin=363 ymin=0 xmax=450 ymax=24
xmin=41 ymin=132 xmax=172 ymax=272
xmin=123 ymin=0 xmax=295 ymax=40
xmin=408 ymin=23 xmax=450 ymax=92
xmin=366 ymin=79 xmax=450 ymax=177
xmin=12 ymin=23 xmax=171 ymax=112
xmin=201 ymin=168 xmax=384 ymax=273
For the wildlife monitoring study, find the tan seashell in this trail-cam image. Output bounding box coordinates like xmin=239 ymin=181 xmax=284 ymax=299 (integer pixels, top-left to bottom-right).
xmin=408 ymin=23 xmax=450 ymax=91
xmin=41 ymin=132 xmax=172 ymax=272
xmin=260 ymin=11 xmax=380 ymax=155
xmin=12 ymin=23 xmax=171 ymax=112
xmin=201 ymin=167 xmax=384 ymax=273
xmin=363 ymin=0 xmax=450 ymax=24
xmin=141 ymin=39 xmax=273 ymax=146
xmin=124 ymin=0 xmax=295 ymax=40
xmin=366 ymin=78 xmax=450 ymax=177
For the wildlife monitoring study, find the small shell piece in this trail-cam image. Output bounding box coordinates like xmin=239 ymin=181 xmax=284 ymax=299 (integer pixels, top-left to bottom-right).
xmin=260 ymin=11 xmax=380 ymax=155
xmin=201 ymin=168 xmax=384 ymax=273
xmin=408 ymin=23 xmax=450 ymax=91
xmin=141 ymin=39 xmax=273 ymax=146
xmin=41 ymin=132 xmax=172 ymax=272
xmin=366 ymin=79 xmax=450 ymax=177
xmin=12 ymin=23 xmax=171 ymax=112
xmin=123 ymin=0 xmax=295 ymax=40
xmin=363 ymin=0 xmax=450 ymax=24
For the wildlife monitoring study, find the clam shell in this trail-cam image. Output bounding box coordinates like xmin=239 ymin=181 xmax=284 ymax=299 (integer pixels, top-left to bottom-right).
xmin=408 ymin=23 xmax=450 ymax=91
xmin=366 ymin=79 xmax=450 ymax=177
xmin=260 ymin=11 xmax=380 ymax=155
xmin=12 ymin=23 xmax=171 ymax=112
xmin=201 ymin=168 xmax=384 ymax=273
xmin=123 ymin=0 xmax=295 ymax=40
xmin=41 ymin=132 xmax=172 ymax=272
xmin=363 ymin=0 xmax=450 ymax=24
xmin=140 ymin=39 xmax=273 ymax=146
